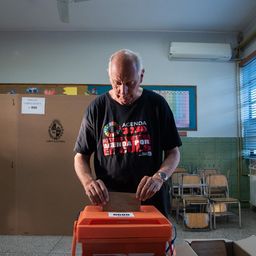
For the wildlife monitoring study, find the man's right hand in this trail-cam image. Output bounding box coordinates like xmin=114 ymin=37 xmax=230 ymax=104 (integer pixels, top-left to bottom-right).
xmin=84 ymin=179 xmax=109 ymax=205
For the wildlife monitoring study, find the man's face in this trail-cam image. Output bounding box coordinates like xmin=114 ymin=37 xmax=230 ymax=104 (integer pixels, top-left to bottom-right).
xmin=109 ymin=60 xmax=143 ymax=105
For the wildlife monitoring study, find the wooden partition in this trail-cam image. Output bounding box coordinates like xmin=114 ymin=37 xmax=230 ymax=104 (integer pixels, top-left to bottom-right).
xmin=0 ymin=95 xmax=17 ymax=234
xmin=0 ymin=94 xmax=96 ymax=235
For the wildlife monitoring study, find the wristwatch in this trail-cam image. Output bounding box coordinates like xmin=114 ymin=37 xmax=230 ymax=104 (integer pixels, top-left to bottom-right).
xmin=155 ymin=171 xmax=169 ymax=182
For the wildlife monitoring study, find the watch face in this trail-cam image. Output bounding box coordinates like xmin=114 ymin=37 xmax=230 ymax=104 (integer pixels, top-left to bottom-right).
xmin=159 ymin=172 xmax=167 ymax=181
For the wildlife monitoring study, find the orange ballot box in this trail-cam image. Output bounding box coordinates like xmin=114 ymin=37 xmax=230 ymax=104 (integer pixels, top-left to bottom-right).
xmin=72 ymin=205 xmax=172 ymax=256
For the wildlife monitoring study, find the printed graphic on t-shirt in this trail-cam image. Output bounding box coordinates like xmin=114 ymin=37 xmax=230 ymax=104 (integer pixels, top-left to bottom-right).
xmin=102 ymin=121 xmax=152 ymax=156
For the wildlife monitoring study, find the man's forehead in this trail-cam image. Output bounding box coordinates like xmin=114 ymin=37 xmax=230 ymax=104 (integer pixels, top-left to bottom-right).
xmin=110 ymin=62 xmax=137 ymax=75
xmin=111 ymin=74 xmax=134 ymax=81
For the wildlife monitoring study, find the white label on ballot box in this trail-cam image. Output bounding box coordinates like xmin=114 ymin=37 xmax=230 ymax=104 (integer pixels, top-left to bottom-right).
xmin=108 ymin=212 xmax=134 ymax=217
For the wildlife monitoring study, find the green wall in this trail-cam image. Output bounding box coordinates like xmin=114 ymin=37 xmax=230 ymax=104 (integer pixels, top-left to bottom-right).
xmin=179 ymin=137 xmax=249 ymax=203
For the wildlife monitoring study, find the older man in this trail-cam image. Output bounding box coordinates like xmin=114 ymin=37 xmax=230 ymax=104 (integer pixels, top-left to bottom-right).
xmin=74 ymin=49 xmax=181 ymax=216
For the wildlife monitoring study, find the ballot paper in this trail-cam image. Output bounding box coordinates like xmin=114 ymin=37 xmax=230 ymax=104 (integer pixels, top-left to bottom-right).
xmin=103 ymin=192 xmax=141 ymax=212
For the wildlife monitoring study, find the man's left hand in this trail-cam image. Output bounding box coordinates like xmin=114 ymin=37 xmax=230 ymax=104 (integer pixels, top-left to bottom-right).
xmin=136 ymin=175 xmax=163 ymax=201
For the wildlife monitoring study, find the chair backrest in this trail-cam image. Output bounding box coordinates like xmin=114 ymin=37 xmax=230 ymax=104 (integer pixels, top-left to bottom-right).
xmin=175 ymin=167 xmax=187 ymax=172
xmin=181 ymin=174 xmax=203 ymax=196
xmin=204 ymin=169 xmax=218 ymax=177
xmin=171 ymin=167 xmax=187 ymax=185
xmin=198 ymin=168 xmax=218 ymax=181
xmin=170 ymin=167 xmax=187 ymax=196
xmin=182 ymin=174 xmax=201 ymax=185
xmin=205 ymin=174 xmax=229 ymax=198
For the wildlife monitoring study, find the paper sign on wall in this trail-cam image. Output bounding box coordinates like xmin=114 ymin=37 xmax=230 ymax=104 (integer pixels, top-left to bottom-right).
xmin=21 ymin=97 xmax=45 ymax=115
xmin=63 ymin=87 xmax=77 ymax=95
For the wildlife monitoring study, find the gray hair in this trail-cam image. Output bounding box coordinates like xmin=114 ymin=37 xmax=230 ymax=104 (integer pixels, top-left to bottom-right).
xmin=108 ymin=49 xmax=143 ymax=74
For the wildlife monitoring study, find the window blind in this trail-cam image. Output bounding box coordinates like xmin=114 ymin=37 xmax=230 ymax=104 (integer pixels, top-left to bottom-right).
xmin=240 ymin=56 xmax=256 ymax=158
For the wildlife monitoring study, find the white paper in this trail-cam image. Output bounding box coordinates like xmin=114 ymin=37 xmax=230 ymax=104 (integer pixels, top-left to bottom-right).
xmin=21 ymin=97 xmax=45 ymax=115
xmin=108 ymin=212 xmax=134 ymax=218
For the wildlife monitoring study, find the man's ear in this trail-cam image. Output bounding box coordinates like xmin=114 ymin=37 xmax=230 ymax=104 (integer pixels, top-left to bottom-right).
xmin=140 ymin=69 xmax=145 ymax=83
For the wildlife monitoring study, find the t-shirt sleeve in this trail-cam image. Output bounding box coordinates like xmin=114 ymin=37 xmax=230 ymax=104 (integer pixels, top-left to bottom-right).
xmin=74 ymin=105 xmax=96 ymax=155
xmin=159 ymin=98 xmax=182 ymax=150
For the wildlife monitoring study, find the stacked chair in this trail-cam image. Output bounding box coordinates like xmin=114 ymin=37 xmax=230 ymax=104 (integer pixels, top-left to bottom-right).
xmin=198 ymin=169 xmax=218 ymax=184
xmin=170 ymin=167 xmax=187 ymax=221
xmin=170 ymin=168 xmax=241 ymax=230
xmin=205 ymin=174 xmax=241 ymax=229
xmin=180 ymin=173 xmax=211 ymax=230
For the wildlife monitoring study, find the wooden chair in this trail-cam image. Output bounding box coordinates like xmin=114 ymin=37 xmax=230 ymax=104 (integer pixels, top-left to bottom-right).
xmin=197 ymin=169 xmax=218 ymax=195
xmin=170 ymin=167 xmax=187 ymax=221
xmin=171 ymin=167 xmax=187 ymax=196
xmin=205 ymin=174 xmax=241 ymax=229
xmin=198 ymin=169 xmax=218 ymax=183
xmin=180 ymin=174 xmax=211 ymax=230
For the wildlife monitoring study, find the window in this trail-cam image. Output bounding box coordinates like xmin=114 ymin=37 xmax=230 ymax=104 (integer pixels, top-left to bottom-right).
xmin=240 ymin=56 xmax=256 ymax=158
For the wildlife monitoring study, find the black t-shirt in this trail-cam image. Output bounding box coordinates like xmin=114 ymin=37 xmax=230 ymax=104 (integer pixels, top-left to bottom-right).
xmin=74 ymin=89 xmax=182 ymax=216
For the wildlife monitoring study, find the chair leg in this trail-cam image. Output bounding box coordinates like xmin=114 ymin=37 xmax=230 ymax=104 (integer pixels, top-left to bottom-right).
xmin=175 ymin=198 xmax=180 ymax=223
xmin=183 ymin=200 xmax=186 ymax=229
xmin=176 ymin=203 xmax=179 ymax=223
xmin=238 ymin=202 xmax=242 ymax=228
xmin=212 ymin=202 xmax=216 ymax=229
xmin=208 ymin=204 xmax=212 ymax=230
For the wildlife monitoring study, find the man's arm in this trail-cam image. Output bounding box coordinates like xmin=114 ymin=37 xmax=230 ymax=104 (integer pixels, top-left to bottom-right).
xmin=158 ymin=146 xmax=180 ymax=178
xmin=136 ymin=147 xmax=180 ymax=201
xmin=74 ymin=153 xmax=109 ymax=205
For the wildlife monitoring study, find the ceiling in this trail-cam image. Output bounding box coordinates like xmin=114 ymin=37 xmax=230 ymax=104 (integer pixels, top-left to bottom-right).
xmin=0 ymin=0 xmax=256 ymax=33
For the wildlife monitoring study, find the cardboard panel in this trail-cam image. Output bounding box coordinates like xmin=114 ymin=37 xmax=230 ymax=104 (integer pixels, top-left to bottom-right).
xmin=16 ymin=95 xmax=96 ymax=235
xmin=233 ymin=235 xmax=256 ymax=256
xmin=175 ymin=243 xmax=198 ymax=256
xmin=184 ymin=236 xmax=256 ymax=256
xmin=0 ymin=95 xmax=17 ymax=234
xmin=190 ymin=240 xmax=228 ymax=256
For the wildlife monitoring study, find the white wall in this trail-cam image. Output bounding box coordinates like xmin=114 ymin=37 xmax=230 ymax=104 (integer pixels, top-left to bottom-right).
xmin=0 ymin=31 xmax=238 ymax=137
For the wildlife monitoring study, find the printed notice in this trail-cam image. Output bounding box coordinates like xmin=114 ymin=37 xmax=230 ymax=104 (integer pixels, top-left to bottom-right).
xmin=21 ymin=97 xmax=45 ymax=115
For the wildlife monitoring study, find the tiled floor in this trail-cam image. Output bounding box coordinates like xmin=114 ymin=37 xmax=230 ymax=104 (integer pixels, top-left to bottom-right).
xmin=0 ymin=208 xmax=255 ymax=255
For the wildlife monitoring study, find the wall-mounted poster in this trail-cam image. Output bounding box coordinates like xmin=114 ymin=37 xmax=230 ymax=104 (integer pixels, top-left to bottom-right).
xmin=86 ymin=85 xmax=197 ymax=131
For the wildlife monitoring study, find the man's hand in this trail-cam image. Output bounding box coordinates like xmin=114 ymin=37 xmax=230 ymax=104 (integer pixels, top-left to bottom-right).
xmin=136 ymin=175 xmax=163 ymax=201
xmin=84 ymin=179 xmax=109 ymax=205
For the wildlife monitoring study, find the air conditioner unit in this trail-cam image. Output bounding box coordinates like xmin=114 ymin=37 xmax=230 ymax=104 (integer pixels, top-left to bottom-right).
xmin=169 ymin=42 xmax=232 ymax=61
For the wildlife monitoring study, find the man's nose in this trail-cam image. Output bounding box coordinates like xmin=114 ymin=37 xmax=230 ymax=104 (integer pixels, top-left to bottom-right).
xmin=120 ymin=84 xmax=128 ymax=95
